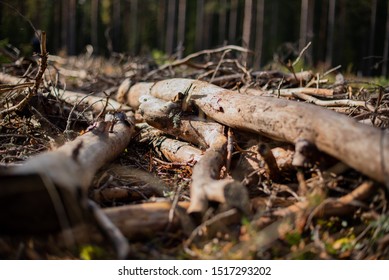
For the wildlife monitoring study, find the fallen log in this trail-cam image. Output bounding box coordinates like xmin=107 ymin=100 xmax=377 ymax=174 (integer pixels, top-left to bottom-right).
xmin=0 ymin=112 xmax=135 ymax=233
xmin=126 ymin=78 xmax=389 ymax=185
xmin=137 ymin=123 xmax=203 ymax=164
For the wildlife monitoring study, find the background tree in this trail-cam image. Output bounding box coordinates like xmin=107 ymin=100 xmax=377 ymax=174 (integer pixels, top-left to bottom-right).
xmin=1 ymin=0 xmax=389 ymax=76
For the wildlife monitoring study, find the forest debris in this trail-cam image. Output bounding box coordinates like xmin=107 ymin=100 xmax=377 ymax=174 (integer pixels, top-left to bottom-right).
xmin=53 ymin=87 xmax=132 ymax=113
xmin=272 ymin=181 xmax=375 ymax=219
xmin=0 ymin=31 xmax=47 ymax=117
xmin=0 ymin=112 xmax=135 ymax=234
xmin=144 ymin=45 xmax=251 ymax=80
xmin=129 ymin=78 xmax=389 ymax=184
xmin=138 ymin=96 xmax=249 ymax=216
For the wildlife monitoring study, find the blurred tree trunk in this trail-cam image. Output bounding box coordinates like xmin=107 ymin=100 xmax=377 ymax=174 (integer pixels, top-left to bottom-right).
xmin=218 ymin=0 xmax=227 ymax=45
xmin=367 ymin=0 xmax=377 ymax=75
xmin=203 ymin=3 xmax=213 ymax=49
xmin=306 ymin=0 xmax=314 ymax=66
xmin=228 ymin=0 xmax=238 ymax=44
xmin=317 ymin=0 xmax=328 ymax=64
xmin=195 ymin=0 xmax=204 ymax=50
xmin=382 ymin=1 xmax=389 ymax=76
xmin=299 ymin=0 xmax=309 ymax=51
xmin=166 ymin=0 xmax=176 ymax=55
xmin=337 ymin=0 xmax=346 ymax=67
xmin=129 ymin=0 xmax=138 ymax=55
xmin=91 ymin=0 xmax=99 ymax=54
xmin=242 ymin=0 xmax=253 ymax=66
xmin=68 ymin=0 xmax=76 ymax=55
xmin=254 ymin=0 xmax=264 ymax=70
xmin=157 ymin=0 xmax=166 ymax=51
xmin=326 ymin=0 xmax=336 ymax=67
xmin=299 ymin=0 xmax=313 ymax=65
xmin=177 ymin=0 xmax=187 ymax=58
xmin=112 ymin=0 xmax=121 ymax=53
xmin=269 ymin=1 xmax=279 ymax=52
xmin=61 ymin=0 xmax=69 ymax=54
xmin=53 ymin=1 xmax=62 ymax=52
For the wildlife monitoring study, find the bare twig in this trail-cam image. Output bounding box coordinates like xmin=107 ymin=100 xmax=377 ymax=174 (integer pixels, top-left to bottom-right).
xmin=0 ymin=31 xmax=48 ymax=116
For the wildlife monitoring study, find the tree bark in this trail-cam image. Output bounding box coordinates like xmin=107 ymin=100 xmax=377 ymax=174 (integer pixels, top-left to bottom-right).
xmin=326 ymin=0 xmax=336 ymax=67
xmin=228 ymin=0 xmax=238 ymax=44
xmin=383 ymin=1 xmax=389 ymax=76
xmin=91 ymin=0 xmax=99 ymax=54
xmin=195 ymin=0 xmax=204 ymax=51
xmin=177 ymin=0 xmax=187 ymax=58
xmin=166 ymin=0 xmax=177 ymax=55
xmin=242 ymin=0 xmax=253 ymax=67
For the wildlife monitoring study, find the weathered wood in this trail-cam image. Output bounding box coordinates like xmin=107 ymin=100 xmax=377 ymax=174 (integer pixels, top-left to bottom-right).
xmin=53 ymin=87 xmax=132 ymax=113
xmin=0 ymin=112 xmax=135 ymax=233
xmin=138 ymin=96 xmax=250 ymax=215
xmin=137 ymin=123 xmax=203 ymax=163
xmin=129 ymin=78 xmax=389 ymax=185
xmin=103 ymin=201 xmax=191 ymax=239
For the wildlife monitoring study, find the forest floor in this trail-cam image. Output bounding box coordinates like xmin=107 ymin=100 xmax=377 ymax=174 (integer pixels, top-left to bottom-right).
xmin=1 ymin=46 xmax=389 ymax=260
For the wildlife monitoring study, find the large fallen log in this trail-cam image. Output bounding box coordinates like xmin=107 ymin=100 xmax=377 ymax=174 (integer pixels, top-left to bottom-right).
xmin=125 ymin=78 xmax=389 ymax=185
xmin=0 ymin=112 xmax=135 ymax=233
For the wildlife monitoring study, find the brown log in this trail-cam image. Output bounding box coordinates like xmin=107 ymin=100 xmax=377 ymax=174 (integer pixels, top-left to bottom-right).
xmin=129 ymin=78 xmax=389 ymax=184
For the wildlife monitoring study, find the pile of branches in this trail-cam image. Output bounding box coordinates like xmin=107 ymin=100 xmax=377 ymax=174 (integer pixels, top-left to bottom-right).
xmin=1 ymin=39 xmax=389 ymax=260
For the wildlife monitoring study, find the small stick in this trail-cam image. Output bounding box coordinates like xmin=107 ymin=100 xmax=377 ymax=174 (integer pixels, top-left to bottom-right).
xmin=293 ymin=41 xmax=312 ymax=67
xmin=0 ymin=31 xmax=48 ymax=116
xmin=226 ymin=127 xmax=234 ymax=174
xmin=210 ymin=49 xmax=231 ymax=83
xmin=258 ymin=143 xmax=280 ymax=181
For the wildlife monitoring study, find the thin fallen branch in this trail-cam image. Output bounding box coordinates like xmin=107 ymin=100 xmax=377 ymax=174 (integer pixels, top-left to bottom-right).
xmin=52 ymin=87 xmax=132 ymax=113
xmin=245 ymin=87 xmax=334 ymax=98
xmin=272 ymin=181 xmax=376 ymax=218
xmin=292 ymin=91 xmax=374 ymax=111
xmin=252 ymin=70 xmax=313 ymax=85
xmin=129 ymin=78 xmax=389 ymax=184
xmin=144 ymin=45 xmax=250 ymax=80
